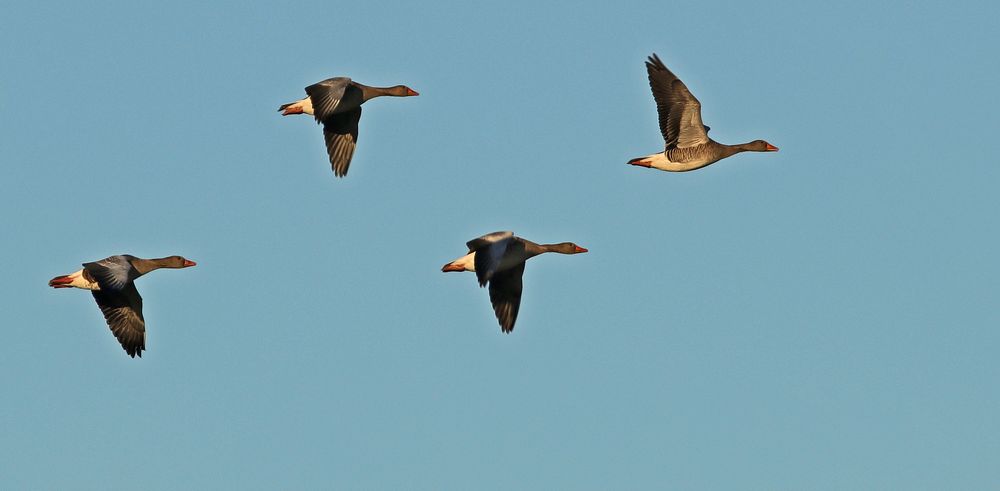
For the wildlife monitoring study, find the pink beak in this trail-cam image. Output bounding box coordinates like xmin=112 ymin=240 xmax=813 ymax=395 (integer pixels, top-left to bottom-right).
xmin=183 ymin=260 xmax=197 ymax=267
xmin=406 ymin=88 xmax=419 ymax=96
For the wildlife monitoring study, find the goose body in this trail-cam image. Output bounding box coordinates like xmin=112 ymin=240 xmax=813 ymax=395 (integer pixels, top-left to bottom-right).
xmin=279 ymin=77 xmax=418 ymax=178
xmin=49 ymin=254 xmax=195 ymax=358
xmin=627 ymin=53 xmax=778 ymax=172
xmin=442 ymin=231 xmax=587 ymax=333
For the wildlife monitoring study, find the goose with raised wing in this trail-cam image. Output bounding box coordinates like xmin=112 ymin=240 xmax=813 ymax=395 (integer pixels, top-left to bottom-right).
xmin=442 ymin=232 xmax=587 ymax=333
xmin=49 ymin=255 xmax=196 ymax=358
xmin=279 ymin=77 xmax=418 ymax=177
xmin=627 ymin=53 xmax=778 ymax=172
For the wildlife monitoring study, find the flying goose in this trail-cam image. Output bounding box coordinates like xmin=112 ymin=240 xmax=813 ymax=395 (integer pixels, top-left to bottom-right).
xmin=279 ymin=77 xmax=418 ymax=177
xmin=627 ymin=53 xmax=778 ymax=172
xmin=442 ymin=231 xmax=587 ymax=333
xmin=49 ymin=255 xmax=196 ymax=358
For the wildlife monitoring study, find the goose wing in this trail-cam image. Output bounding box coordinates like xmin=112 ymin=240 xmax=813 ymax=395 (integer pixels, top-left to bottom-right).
xmin=82 ymin=255 xmax=136 ymax=291
xmin=646 ymin=54 xmax=710 ymax=149
xmin=91 ymin=283 xmax=146 ymax=358
xmin=488 ymin=262 xmax=524 ymax=333
xmin=467 ymin=231 xmax=515 ymax=287
xmin=305 ymin=77 xmax=352 ymax=123
xmin=322 ymin=107 xmax=362 ymax=177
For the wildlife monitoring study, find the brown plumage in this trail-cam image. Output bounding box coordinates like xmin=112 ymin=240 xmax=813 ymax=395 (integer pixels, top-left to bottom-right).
xmin=627 ymin=53 xmax=779 ymax=172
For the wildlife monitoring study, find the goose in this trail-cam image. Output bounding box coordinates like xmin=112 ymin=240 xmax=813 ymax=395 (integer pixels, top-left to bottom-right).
xmin=442 ymin=231 xmax=587 ymax=333
xmin=627 ymin=53 xmax=778 ymax=172
xmin=49 ymin=255 xmax=196 ymax=358
xmin=279 ymin=77 xmax=418 ymax=177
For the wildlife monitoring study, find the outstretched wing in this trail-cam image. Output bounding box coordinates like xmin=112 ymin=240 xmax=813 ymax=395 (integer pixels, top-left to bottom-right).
xmin=646 ymin=53 xmax=710 ymax=149
xmin=467 ymin=231 xmax=514 ymax=287
xmin=488 ymin=262 xmax=524 ymax=333
xmin=322 ymin=106 xmax=362 ymax=177
xmin=305 ymin=77 xmax=352 ymax=123
xmin=91 ymin=283 xmax=146 ymax=358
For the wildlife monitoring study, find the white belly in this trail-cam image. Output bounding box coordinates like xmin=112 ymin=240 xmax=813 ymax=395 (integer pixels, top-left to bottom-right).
xmin=649 ymin=153 xmax=710 ymax=172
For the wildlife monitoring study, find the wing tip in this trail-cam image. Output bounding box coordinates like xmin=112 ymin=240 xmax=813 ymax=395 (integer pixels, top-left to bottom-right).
xmin=646 ymin=53 xmax=666 ymax=71
xmin=123 ymin=342 xmax=144 ymax=358
xmin=497 ymin=307 xmax=516 ymax=333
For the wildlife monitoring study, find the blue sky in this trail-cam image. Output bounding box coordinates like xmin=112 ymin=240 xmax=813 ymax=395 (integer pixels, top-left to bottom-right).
xmin=2 ymin=0 xmax=999 ymax=489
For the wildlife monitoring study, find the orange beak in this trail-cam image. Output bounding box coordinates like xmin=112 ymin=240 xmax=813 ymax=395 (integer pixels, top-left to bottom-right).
xmin=441 ymin=262 xmax=464 ymax=272
xmin=183 ymin=260 xmax=197 ymax=267
xmin=406 ymin=88 xmax=419 ymax=96
xmin=574 ymin=246 xmax=588 ymax=253
xmin=765 ymin=143 xmax=779 ymax=152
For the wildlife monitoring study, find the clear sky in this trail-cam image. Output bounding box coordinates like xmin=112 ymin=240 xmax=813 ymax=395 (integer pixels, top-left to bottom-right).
xmin=2 ymin=0 xmax=998 ymax=489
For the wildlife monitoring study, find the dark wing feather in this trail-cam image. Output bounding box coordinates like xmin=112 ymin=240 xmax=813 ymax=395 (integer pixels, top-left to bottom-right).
xmin=646 ymin=54 xmax=710 ymax=149
xmin=305 ymin=77 xmax=352 ymax=122
xmin=488 ymin=262 xmax=525 ymax=333
xmin=466 ymin=231 xmax=515 ymax=252
xmin=91 ymin=283 xmax=146 ymax=358
xmin=322 ymin=107 xmax=362 ymax=177
xmin=469 ymin=232 xmax=515 ymax=287
xmin=83 ymin=256 xmax=135 ymax=291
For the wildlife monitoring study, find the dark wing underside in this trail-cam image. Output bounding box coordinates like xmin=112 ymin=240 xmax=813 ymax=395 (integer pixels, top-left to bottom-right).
xmin=322 ymin=106 xmax=362 ymax=177
xmin=488 ymin=262 xmax=525 ymax=333
xmin=91 ymin=283 xmax=146 ymax=358
xmin=305 ymin=77 xmax=352 ymax=123
xmin=646 ymin=53 xmax=710 ymax=149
